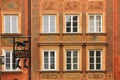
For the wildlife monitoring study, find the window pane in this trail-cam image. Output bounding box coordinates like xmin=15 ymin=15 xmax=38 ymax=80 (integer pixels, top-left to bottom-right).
xmin=44 ymin=64 xmax=48 ymax=69
xmin=90 ymin=51 xmax=94 ymax=56
xmin=73 ymin=28 xmax=77 ymax=32
xmin=66 ymin=22 xmax=71 ymax=26
xmin=50 ymin=58 xmax=55 ymax=63
xmin=12 ymin=15 xmax=18 ymax=33
xmin=96 ymin=58 xmax=101 ymax=63
xmin=89 ymin=16 xmax=94 ymax=20
xmin=73 ymin=64 xmax=77 ymax=69
xmin=73 ymin=16 xmax=78 ymax=21
xmin=96 ymin=16 xmax=101 ymax=20
xmin=50 ymin=15 xmax=55 ymax=32
xmin=6 ymin=52 xmax=10 ymax=57
xmin=4 ymin=15 xmax=10 ymax=33
xmin=73 ymin=22 xmax=77 ymax=26
xmin=89 ymin=16 xmax=94 ymax=32
xmin=43 ymin=15 xmax=49 ymax=32
xmin=66 ymin=15 xmax=71 ymax=22
xmin=90 ymin=64 xmax=94 ymax=69
xmin=96 ymin=51 xmax=101 ymax=57
xmin=6 ymin=58 xmax=10 ymax=63
xmin=73 ymin=51 xmax=77 ymax=56
xmin=50 ymin=51 xmax=55 ymax=57
xmin=67 ymin=64 xmax=71 ymax=69
xmin=96 ymin=64 xmax=101 ymax=69
xmin=90 ymin=58 xmax=94 ymax=63
xmin=73 ymin=58 xmax=77 ymax=63
xmin=6 ymin=64 xmax=10 ymax=69
xmin=67 ymin=51 xmax=71 ymax=56
xmin=50 ymin=64 xmax=55 ymax=69
xmin=66 ymin=28 xmax=71 ymax=32
xmin=44 ymin=58 xmax=48 ymax=63
xmin=67 ymin=58 xmax=71 ymax=63
xmin=44 ymin=51 xmax=48 ymax=57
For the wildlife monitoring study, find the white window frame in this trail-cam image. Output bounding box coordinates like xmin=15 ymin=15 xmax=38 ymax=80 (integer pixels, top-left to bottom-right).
xmin=4 ymin=15 xmax=18 ymax=33
xmin=88 ymin=14 xmax=102 ymax=33
xmin=42 ymin=15 xmax=56 ymax=33
xmin=3 ymin=50 xmax=18 ymax=71
xmin=42 ymin=50 xmax=56 ymax=70
xmin=65 ymin=15 xmax=79 ymax=33
xmin=88 ymin=50 xmax=102 ymax=71
xmin=66 ymin=50 xmax=79 ymax=70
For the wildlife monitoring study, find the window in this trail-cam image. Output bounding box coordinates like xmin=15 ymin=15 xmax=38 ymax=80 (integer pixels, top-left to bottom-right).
xmin=66 ymin=50 xmax=79 ymax=70
xmin=43 ymin=15 xmax=56 ymax=33
xmin=4 ymin=50 xmax=18 ymax=71
xmin=4 ymin=15 xmax=18 ymax=33
xmin=88 ymin=15 xmax=102 ymax=33
xmin=66 ymin=15 xmax=79 ymax=33
xmin=43 ymin=50 xmax=56 ymax=70
xmin=88 ymin=50 xmax=102 ymax=70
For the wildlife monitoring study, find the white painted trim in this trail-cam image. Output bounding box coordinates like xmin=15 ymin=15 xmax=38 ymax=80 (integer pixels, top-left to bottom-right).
xmin=65 ymin=15 xmax=79 ymax=33
xmin=42 ymin=50 xmax=56 ymax=70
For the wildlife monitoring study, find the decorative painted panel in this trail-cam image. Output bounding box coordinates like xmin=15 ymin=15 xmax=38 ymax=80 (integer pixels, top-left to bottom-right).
xmin=1 ymin=0 xmax=21 ymax=10
xmin=88 ymin=1 xmax=104 ymax=10
xmin=64 ymin=1 xmax=80 ymax=11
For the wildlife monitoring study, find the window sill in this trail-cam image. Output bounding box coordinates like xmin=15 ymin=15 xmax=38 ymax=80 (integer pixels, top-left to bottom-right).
xmin=39 ymin=70 xmax=60 ymax=73
xmin=62 ymin=33 xmax=83 ymax=35
xmin=85 ymin=32 xmax=107 ymax=35
xmin=2 ymin=70 xmax=23 ymax=73
xmin=1 ymin=33 xmax=22 ymax=36
xmin=85 ymin=70 xmax=106 ymax=73
xmin=39 ymin=33 xmax=60 ymax=35
xmin=63 ymin=70 xmax=83 ymax=73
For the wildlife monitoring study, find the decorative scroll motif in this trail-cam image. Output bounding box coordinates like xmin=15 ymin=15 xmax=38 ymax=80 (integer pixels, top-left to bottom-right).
xmin=65 ymin=1 xmax=80 ymax=10
xmin=81 ymin=73 xmax=87 ymax=80
xmin=41 ymin=73 xmax=58 ymax=79
xmin=1 ymin=38 xmax=13 ymax=46
xmin=87 ymin=73 xmax=105 ymax=80
xmin=64 ymin=73 xmax=81 ymax=79
xmin=92 ymin=35 xmax=98 ymax=41
xmin=42 ymin=1 xmax=57 ymax=10
xmin=70 ymin=35 xmax=74 ymax=41
xmin=1 ymin=0 xmax=20 ymax=10
xmin=106 ymin=74 xmax=113 ymax=80
xmin=47 ymin=36 xmax=52 ymax=41
xmin=88 ymin=1 xmax=104 ymax=10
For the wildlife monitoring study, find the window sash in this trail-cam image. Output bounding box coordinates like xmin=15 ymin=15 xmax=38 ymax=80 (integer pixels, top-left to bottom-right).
xmin=66 ymin=50 xmax=79 ymax=70
xmin=88 ymin=50 xmax=102 ymax=70
xmin=43 ymin=15 xmax=56 ymax=33
xmin=4 ymin=51 xmax=17 ymax=71
xmin=4 ymin=15 xmax=18 ymax=33
xmin=66 ymin=15 xmax=79 ymax=33
xmin=88 ymin=15 xmax=102 ymax=33
xmin=43 ymin=50 xmax=56 ymax=70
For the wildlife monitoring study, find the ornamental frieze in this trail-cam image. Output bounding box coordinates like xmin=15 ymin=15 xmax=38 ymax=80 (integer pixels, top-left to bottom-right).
xmin=41 ymin=73 xmax=58 ymax=79
xmin=64 ymin=1 xmax=80 ymax=10
xmin=1 ymin=0 xmax=21 ymax=10
xmin=88 ymin=1 xmax=104 ymax=10
xmin=41 ymin=1 xmax=58 ymax=10
xmin=1 ymin=38 xmax=13 ymax=46
xmin=87 ymin=73 xmax=105 ymax=80
xmin=64 ymin=73 xmax=81 ymax=79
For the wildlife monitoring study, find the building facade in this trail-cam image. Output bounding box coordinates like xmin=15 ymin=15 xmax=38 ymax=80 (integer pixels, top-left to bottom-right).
xmin=114 ymin=0 xmax=120 ymax=80
xmin=0 ymin=0 xmax=115 ymax=80
xmin=0 ymin=0 xmax=29 ymax=80
xmin=31 ymin=0 xmax=114 ymax=80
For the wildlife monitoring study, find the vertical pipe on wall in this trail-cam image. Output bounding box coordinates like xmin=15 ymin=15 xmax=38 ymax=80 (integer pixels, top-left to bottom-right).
xmin=28 ymin=0 xmax=31 ymax=80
